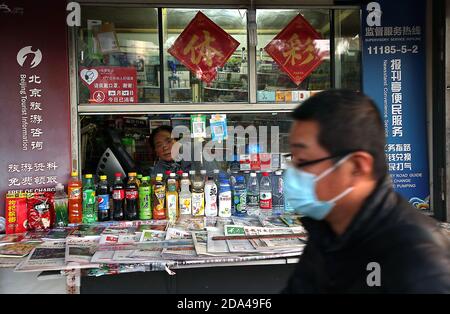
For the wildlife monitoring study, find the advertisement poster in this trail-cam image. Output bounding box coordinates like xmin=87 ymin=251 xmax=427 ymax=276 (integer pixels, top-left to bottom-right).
xmin=264 ymin=14 xmax=329 ymax=85
xmin=168 ymin=11 xmax=240 ymax=84
xmin=79 ymin=66 xmax=138 ymax=104
xmin=0 ymin=1 xmax=71 ymax=218
xmin=362 ymin=0 xmax=430 ymax=211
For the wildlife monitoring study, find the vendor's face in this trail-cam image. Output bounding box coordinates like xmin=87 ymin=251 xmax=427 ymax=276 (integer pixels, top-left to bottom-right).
xmin=154 ymin=130 xmax=175 ymax=162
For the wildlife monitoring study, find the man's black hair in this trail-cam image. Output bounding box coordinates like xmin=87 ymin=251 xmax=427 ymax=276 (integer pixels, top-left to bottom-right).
xmin=150 ymin=125 xmax=173 ymax=150
xmin=292 ymin=89 xmax=387 ymax=181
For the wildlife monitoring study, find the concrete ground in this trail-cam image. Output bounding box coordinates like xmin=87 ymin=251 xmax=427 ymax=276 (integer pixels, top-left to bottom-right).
xmin=0 ymin=268 xmax=66 ymax=294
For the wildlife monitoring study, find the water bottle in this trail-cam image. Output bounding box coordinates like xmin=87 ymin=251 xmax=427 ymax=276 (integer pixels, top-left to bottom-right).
xmin=54 ymin=183 xmax=68 ymax=227
xmin=204 ymin=176 xmax=218 ymax=217
xmin=259 ymin=172 xmax=272 ymax=216
xmin=218 ymin=174 xmax=232 ymax=218
xmin=246 ymin=172 xmax=260 ymax=217
xmin=272 ymin=170 xmax=285 ymax=216
xmin=233 ymin=175 xmax=247 ymax=217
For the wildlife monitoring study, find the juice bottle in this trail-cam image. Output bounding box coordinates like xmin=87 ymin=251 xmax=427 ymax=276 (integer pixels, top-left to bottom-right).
xmin=152 ymin=175 xmax=166 ymax=220
xmin=139 ymin=176 xmax=152 ymax=220
xmin=191 ymin=172 xmax=205 ymax=216
xmin=166 ymin=173 xmax=179 ymax=224
xmin=179 ymin=173 xmax=192 ymax=218
xmin=204 ymin=176 xmax=218 ymax=217
xmin=82 ymin=174 xmax=97 ymax=224
xmin=68 ymin=171 xmax=82 ymax=224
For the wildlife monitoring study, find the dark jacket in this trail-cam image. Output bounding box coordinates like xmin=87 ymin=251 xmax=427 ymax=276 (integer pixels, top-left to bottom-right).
xmin=283 ymin=176 xmax=450 ymax=293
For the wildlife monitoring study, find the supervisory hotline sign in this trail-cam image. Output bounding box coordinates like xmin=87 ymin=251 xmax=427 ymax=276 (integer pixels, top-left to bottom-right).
xmin=362 ymin=0 xmax=430 ymax=211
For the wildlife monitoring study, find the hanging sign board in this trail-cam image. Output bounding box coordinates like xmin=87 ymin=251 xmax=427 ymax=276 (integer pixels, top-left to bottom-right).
xmin=168 ymin=11 xmax=240 ymax=84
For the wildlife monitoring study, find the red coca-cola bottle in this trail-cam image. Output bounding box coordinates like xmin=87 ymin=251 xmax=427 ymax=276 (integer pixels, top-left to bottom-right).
xmin=112 ymin=173 xmax=125 ymax=221
xmin=125 ymin=172 xmax=139 ymax=220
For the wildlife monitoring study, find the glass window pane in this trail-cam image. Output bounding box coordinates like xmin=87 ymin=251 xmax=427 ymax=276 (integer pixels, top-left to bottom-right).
xmin=256 ymin=9 xmax=330 ymax=103
xmin=334 ymin=9 xmax=361 ymax=90
xmin=80 ymin=113 xmax=292 ymax=177
xmin=77 ymin=7 xmax=160 ymax=104
xmin=163 ymin=9 xmax=248 ymax=103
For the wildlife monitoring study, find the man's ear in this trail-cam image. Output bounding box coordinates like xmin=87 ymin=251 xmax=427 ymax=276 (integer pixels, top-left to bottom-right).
xmin=349 ymin=152 xmax=374 ymax=179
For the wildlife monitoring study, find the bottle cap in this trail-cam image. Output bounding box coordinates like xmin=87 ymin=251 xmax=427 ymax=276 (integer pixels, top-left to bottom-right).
xmin=275 ymin=170 xmax=283 ymax=175
xmin=177 ymin=170 xmax=183 ymax=175
xmin=142 ymin=176 xmax=149 ymax=181
xmin=128 ymin=172 xmax=137 ymax=177
xmin=137 ymin=174 xmax=143 ymax=179
xmin=165 ymin=170 xmax=171 ymax=175
xmin=156 ymin=176 xmax=162 ymax=181
xmin=250 ymin=173 xmax=257 ymax=177
xmin=99 ymin=175 xmax=107 ymax=180
xmin=115 ymin=172 xmax=122 ymax=177
xmin=56 ymin=183 xmax=64 ymax=190
xmin=85 ymin=174 xmax=93 ymax=179
xmin=182 ymin=173 xmax=189 ymax=178
xmin=213 ymin=169 xmax=220 ymax=174
xmin=200 ymin=170 xmax=207 ymax=174
xmin=170 ymin=173 xmax=176 ymax=177
xmin=262 ymin=172 xmax=269 ymax=177
xmin=71 ymin=171 xmax=78 ymax=177
xmin=157 ymin=173 xmax=163 ymax=178
xmin=236 ymin=176 xmax=245 ymax=183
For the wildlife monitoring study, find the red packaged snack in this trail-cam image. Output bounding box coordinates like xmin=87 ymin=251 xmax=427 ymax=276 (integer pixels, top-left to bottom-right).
xmin=5 ymin=193 xmax=28 ymax=234
xmin=27 ymin=192 xmax=55 ymax=231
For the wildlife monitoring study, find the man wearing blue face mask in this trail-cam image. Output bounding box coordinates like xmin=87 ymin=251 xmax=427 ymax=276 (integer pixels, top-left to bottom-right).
xmin=282 ymin=89 xmax=450 ymax=293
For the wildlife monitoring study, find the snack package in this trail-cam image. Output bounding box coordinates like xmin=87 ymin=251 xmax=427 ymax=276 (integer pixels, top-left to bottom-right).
xmin=27 ymin=192 xmax=55 ymax=231
xmin=5 ymin=193 xmax=28 ymax=234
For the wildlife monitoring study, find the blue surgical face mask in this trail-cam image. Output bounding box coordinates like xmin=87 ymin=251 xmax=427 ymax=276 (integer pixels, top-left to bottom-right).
xmin=283 ymin=155 xmax=354 ymax=220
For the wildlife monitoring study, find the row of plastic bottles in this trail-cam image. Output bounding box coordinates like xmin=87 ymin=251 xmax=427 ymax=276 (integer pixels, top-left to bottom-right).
xmin=53 ymin=169 xmax=295 ymax=226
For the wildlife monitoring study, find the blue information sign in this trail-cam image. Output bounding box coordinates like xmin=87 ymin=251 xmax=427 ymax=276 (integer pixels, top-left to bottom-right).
xmin=362 ymin=0 xmax=430 ymax=211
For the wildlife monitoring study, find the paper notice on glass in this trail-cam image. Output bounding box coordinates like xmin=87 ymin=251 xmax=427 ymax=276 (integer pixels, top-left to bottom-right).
xmin=207 ymin=227 xmax=229 ymax=254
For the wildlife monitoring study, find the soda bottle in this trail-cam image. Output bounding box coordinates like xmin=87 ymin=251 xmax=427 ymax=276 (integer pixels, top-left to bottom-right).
xmin=82 ymin=174 xmax=97 ymax=224
xmin=139 ymin=176 xmax=152 ymax=220
xmin=68 ymin=171 xmax=82 ymax=224
xmin=272 ymin=170 xmax=285 ymax=216
xmin=191 ymin=172 xmax=205 ymax=216
xmin=166 ymin=173 xmax=179 ymax=224
xmin=218 ymin=174 xmax=232 ymax=218
xmin=153 ymin=175 xmax=166 ymax=220
xmin=97 ymin=175 xmax=110 ymax=222
xmin=112 ymin=173 xmax=125 ymax=221
xmin=54 ymin=183 xmax=68 ymax=227
xmin=125 ymin=172 xmax=139 ymax=220
xmin=204 ymin=176 xmax=218 ymax=217
xmin=179 ymin=173 xmax=192 ymax=217
xmin=259 ymin=172 xmax=273 ymax=216
xmin=234 ymin=175 xmax=247 ymax=217
xmin=229 ymin=170 xmax=238 ymax=215
xmin=246 ymin=172 xmax=260 ymax=217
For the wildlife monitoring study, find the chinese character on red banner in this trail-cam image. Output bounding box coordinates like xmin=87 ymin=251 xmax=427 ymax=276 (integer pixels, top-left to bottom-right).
xmin=168 ymin=11 xmax=240 ymax=84
xmin=79 ymin=67 xmax=138 ymax=104
xmin=264 ymin=14 xmax=329 ymax=85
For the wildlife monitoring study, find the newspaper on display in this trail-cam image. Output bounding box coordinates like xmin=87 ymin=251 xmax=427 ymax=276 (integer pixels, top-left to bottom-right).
xmin=0 ymin=216 xmax=308 ymax=275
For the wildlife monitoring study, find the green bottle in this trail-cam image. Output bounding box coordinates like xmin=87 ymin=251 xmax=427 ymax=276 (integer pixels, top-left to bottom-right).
xmin=139 ymin=176 xmax=152 ymax=220
xmin=82 ymin=174 xmax=97 ymax=224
